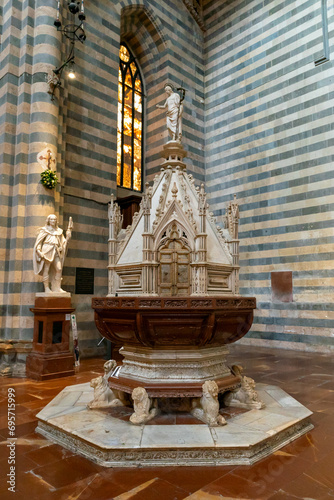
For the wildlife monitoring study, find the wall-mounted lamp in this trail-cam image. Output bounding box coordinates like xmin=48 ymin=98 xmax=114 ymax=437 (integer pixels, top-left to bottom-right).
xmin=47 ymin=1 xmax=87 ymax=100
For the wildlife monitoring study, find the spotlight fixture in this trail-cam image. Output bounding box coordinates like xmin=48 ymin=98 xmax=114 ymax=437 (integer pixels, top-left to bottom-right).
xmin=48 ymin=0 xmax=86 ymax=100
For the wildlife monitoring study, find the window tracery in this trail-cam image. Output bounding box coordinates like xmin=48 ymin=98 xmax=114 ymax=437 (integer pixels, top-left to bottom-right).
xmin=117 ymin=43 xmax=143 ymax=191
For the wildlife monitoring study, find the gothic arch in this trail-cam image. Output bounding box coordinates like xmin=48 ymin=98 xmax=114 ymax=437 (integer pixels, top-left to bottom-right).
xmin=118 ymin=1 xmax=170 ymax=179
xmin=120 ymin=4 xmax=168 ymax=84
xmin=120 ymin=2 xmax=168 ymax=52
xmin=155 ymin=219 xmax=194 ymax=254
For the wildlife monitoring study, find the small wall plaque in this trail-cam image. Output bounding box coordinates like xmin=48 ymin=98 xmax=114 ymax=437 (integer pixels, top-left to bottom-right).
xmin=75 ymin=268 xmax=94 ymax=295
xmin=271 ymin=271 xmax=293 ymax=303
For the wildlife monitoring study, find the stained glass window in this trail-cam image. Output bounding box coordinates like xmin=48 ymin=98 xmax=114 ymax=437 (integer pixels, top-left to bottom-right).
xmin=117 ymin=44 xmax=143 ymax=192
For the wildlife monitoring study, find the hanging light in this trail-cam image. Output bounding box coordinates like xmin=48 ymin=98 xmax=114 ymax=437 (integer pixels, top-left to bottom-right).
xmin=48 ymin=0 xmax=86 ymax=100
xmin=67 ymin=61 xmax=76 ymax=79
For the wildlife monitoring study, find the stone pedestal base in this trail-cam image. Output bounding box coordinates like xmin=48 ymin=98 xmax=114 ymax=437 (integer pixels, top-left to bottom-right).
xmin=26 ymin=296 xmax=75 ymax=380
xmin=26 ymin=351 xmax=75 ymax=381
xmin=109 ymin=346 xmax=241 ymax=398
xmin=160 ymin=140 xmax=187 ymax=169
xmin=35 ymin=382 xmax=313 ymax=467
xmin=119 ymin=345 xmax=231 ymax=382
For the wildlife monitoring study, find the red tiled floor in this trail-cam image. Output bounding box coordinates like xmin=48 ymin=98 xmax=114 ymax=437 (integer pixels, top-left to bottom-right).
xmin=0 ymin=346 xmax=334 ymax=499
xmin=300 ymin=450 xmax=334 ymax=490
xmin=231 ymin=452 xmax=313 ymax=497
xmin=115 ymin=477 xmax=189 ymax=500
xmin=97 ymin=467 xmax=176 ymax=498
xmin=159 ymin=465 xmax=236 ymax=495
xmin=174 ymin=413 xmax=203 ymax=425
xmin=25 ymin=443 xmax=74 ymax=466
xmin=275 ymin=471 xmax=334 ymax=499
xmin=196 ymin=471 xmax=275 ymax=499
xmin=75 ymin=473 xmax=131 ymax=500
xmin=30 ymin=455 xmax=103 ymax=489
xmin=1 ymin=475 xmax=53 ymax=500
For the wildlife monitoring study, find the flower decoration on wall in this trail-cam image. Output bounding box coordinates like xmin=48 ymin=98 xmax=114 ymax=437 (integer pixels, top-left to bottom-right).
xmin=40 ymin=169 xmax=59 ymax=189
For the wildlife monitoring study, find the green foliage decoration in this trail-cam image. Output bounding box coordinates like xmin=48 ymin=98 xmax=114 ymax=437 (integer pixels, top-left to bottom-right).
xmin=40 ymin=169 xmax=58 ymax=189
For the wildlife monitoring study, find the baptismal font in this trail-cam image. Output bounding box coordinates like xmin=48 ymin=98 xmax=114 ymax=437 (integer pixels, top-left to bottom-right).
xmin=90 ymin=85 xmax=263 ymax=425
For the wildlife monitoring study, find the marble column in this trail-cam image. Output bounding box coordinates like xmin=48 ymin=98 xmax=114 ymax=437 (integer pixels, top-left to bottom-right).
xmin=0 ymin=0 xmax=63 ymax=375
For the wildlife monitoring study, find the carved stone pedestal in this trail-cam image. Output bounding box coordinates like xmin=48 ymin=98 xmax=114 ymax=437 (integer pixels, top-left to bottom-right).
xmin=26 ymin=296 xmax=75 ymax=380
xmin=109 ymin=345 xmax=240 ymax=398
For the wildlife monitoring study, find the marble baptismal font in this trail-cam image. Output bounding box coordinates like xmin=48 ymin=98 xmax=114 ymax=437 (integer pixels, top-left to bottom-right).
xmin=91 ymin=136 xmax=261 ymax=426
xmin=35 ymin=85 xmax=313 ymax=466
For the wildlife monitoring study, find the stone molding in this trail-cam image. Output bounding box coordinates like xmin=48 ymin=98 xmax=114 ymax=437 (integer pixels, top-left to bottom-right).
xmin=119 ymin=345 xmax=231 ymax=381
xmin=92 ymin=296 xmax=256 ymax=310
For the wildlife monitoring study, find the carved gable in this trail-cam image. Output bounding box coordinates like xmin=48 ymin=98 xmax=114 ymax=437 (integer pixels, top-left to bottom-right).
xmin=107 ymin=142 xmax=240 ymax=297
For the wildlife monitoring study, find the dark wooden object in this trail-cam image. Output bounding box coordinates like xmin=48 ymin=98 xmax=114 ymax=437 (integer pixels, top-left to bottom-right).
xmin=92 ymin=295 xmax=256 ymax=397
xmin=116 ymin=195 xmax=141 ymax=229
xmin=92 ymin=296 xmax=256 ymax=348
xmin=26 ymin=296 xmax=75 ymax=380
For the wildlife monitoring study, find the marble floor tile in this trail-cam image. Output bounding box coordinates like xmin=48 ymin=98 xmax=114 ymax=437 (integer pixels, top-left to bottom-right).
xmin=36 ymin=402 xmax=84 ymax=421
xmin=265 ymin=388 xmax=306 ymax=407
xmin=74 ymin=416 xmax=144 ymax=449
xmin=45 ymin=408 xmax=108 ymax=432
xmin=210 ymin=423 xmax=268 ymax=446
xmin=141 ymin=424 xmax=213 ymax=448
xmin=47 ymin=390 xmax=83 ymax=407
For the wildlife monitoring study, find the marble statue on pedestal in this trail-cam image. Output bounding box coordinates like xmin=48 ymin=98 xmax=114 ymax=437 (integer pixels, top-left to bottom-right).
xmin=33 ymin=214 xmax=73 ymax=294
xmin=156 ymin=84 xmax=184 ymax=142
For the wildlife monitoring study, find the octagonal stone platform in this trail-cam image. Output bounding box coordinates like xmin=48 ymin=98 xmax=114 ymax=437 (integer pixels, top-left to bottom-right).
xmin=35 ymin=382 xmax=313 ymax=467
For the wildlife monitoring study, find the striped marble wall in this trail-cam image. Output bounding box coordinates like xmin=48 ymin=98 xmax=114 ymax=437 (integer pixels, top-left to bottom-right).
xmin=203 ymin=0 xmax=334 ymax=351
xmin=0 ymin=0 xmax=61 ymax=344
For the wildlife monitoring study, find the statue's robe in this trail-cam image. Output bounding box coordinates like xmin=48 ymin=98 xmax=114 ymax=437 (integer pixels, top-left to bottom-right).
xmin=165 ymin=92 xmax=183 ymax=138
xmin=33 ymin=226 xmax=66 ymax=276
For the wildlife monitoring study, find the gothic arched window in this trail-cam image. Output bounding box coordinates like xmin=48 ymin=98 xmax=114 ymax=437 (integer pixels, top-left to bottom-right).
xmin=117 ymin=43 xmax=143 ymax=192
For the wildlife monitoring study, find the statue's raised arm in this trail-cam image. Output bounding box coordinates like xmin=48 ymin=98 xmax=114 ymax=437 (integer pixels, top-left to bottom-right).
xmin=156 ymin=84 xmax=185 ymax=143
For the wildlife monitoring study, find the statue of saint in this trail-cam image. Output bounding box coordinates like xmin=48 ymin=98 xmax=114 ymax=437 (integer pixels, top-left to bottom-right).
xmin=156 ymin=84 xmax=183 ymax=142
xmin=33 ymin=214 xmax=73 ymax=293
